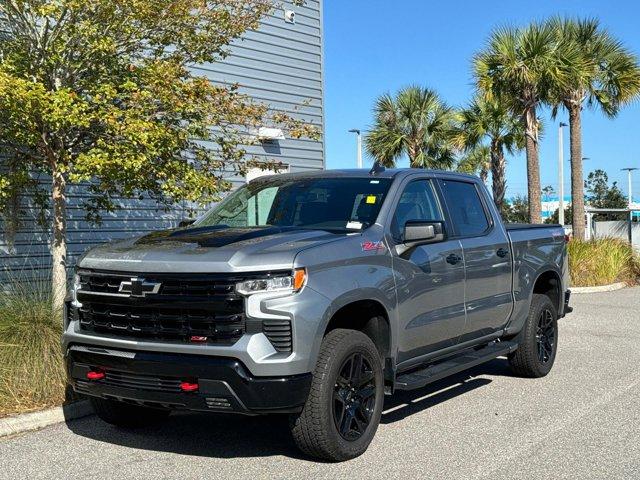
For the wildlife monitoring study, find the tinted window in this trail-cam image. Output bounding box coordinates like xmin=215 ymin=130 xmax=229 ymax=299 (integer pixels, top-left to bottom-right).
xmin=197 ymin=177 xmax=392 ymax=231
xmin=391 ymin=180 xmax=443 ymax=239
xmin=441 ymin=180 xmax=490 ymax=236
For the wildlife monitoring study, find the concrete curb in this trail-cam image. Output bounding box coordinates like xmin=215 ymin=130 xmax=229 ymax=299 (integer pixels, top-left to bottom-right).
xmin=571 ymin=282 xmax=627 ymax=294
xmin=0 ymin=401 xmax=93 ymax=439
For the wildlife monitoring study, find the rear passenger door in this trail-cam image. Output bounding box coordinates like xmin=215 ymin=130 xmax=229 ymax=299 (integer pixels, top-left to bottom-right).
xmin=438 ymin=178 xmax=512 ymax=342
xmin=390 ymin=178 xmax=466 ymax=363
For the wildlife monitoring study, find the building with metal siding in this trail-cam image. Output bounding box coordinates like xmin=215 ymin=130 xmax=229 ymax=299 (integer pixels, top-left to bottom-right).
xmin=0 ymin=0 xmax=325 ymax=282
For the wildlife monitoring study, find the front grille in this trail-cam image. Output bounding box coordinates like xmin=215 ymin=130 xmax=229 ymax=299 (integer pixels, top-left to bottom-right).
xmin=76 ymin=270 xmax=247 ymax=345
xmin=263 ymin=319 xmax=293 ymax=353
xmin=74 ymin=369 xmax=184 ymax=399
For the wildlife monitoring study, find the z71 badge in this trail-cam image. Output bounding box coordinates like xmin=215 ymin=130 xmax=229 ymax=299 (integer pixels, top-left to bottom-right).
xmin=361 ymin=240 xmax=385 ymax=252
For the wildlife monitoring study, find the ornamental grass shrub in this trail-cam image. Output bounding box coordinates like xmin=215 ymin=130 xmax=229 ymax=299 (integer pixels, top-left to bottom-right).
xmin=568 ymin=237 xmax=640 ymax=287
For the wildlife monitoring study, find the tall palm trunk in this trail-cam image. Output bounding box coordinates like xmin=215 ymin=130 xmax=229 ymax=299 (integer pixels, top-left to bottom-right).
xmin=479 ymin=167 xmax=489 ymax=185
xmin=51 ymin=167 xmax=67 ymax=316
xmin=490 ymin=142 xmax=506 ymax=211
xmin=407 ymin=143 xmax=420 ymax=168
xmin=524 ymin=109 xmax=542 ymax=223
xmin=568 ymin=105 xmax=585 ymax=239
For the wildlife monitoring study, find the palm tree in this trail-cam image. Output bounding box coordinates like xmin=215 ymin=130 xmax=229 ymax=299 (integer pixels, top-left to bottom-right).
xmin=474 ymin=22 xmax=585 ymax=223
xmin=364 ymin=86 xmax=458 ymax=169
xmin=456 ymin=97 xmax=524 ymax=211
xmin=456 ymin=144 xmax=490 ymax=184
xmin=548 ymin=18 xmax=640 ymax=239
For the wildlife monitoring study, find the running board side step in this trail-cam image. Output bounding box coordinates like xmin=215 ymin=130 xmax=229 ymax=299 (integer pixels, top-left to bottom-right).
xmin=394 ymin=341 xmax=518 ymax=391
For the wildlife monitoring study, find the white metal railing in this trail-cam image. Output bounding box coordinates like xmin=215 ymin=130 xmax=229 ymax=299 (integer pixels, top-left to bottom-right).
xmin=585 ymin=207 xmax=640 ymax=246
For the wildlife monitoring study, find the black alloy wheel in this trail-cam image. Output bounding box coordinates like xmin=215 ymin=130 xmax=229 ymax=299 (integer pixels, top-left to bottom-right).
xmin=332 ymin=352 xmax=377 ymax=441
xmin=508 ymin=293 xmax=559 ymax=378
xmin=536 ymin=308 xmax=556 ymax=364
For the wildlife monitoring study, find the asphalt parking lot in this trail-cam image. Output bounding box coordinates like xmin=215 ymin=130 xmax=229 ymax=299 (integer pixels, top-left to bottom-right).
xmin=1 ymin=287 xmax=639 ymax=480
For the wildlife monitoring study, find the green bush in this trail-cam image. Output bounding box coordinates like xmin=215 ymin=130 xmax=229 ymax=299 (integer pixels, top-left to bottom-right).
xmin=568 ymin=238 xmax=640 ymax=287
xmin=0 ymin=276 xmax=66 ymax=417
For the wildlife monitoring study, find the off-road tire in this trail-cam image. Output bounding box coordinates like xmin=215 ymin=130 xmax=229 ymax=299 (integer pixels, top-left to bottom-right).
xmin=509 ymin=294 xmax=558 ymax=378
xmin=90 ymin=397 xmax=170 ymax=428
xmin=290 ymin=328 xmax=384 ymax=462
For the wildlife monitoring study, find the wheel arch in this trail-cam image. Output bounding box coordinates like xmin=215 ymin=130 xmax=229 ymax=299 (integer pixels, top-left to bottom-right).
xmin=532 ymin=269 xmax=562 ymax=314
xmin=323 ymin=298 xmax=391 ymax=361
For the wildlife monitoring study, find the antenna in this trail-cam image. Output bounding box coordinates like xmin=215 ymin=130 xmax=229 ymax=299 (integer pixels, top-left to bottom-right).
xmin=369 ymin=160 xmax=385 ymax=176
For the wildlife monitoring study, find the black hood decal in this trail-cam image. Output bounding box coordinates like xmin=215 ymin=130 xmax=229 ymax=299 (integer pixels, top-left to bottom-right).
xmin=135 ymin=225 xmax=338 ymax=248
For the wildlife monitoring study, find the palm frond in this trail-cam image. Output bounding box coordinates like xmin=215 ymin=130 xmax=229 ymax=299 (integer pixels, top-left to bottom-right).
xmin=364 ymin=86 xmax=459 ymax=169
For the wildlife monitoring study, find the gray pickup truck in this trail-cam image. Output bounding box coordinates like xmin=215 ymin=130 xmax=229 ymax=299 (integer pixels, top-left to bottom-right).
xmin=63 ymin=167 xmax=571 ymax=461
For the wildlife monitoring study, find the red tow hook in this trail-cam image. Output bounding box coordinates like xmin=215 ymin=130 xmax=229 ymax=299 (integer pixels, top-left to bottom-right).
xmin=86 ymin=370 xmax=105 ymax=381
xmin=180 ymin=381 xmax=199 ymax=392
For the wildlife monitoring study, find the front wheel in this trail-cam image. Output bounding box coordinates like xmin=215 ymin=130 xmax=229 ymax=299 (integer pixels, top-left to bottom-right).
xmin=290 ymin=329 xmax=384 ymax=462
xmin=509 ymin=294 xmax=558 ymax=378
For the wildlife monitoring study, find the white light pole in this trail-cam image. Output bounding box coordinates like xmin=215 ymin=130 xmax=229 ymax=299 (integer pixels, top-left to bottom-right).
xmin=348 ymin=129 xmax=362 ymax=168
xmin=622 ymin=167 xmax=638 ymax=208
xmin=558 ymin=122 xmax=568 ymax=226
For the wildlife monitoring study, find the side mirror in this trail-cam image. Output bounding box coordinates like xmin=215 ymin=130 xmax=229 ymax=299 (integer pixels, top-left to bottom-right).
xmin=178 ymin=218 xmax=196 ymax=228
xmin=396 ymin=221 xmax=446 ymax=255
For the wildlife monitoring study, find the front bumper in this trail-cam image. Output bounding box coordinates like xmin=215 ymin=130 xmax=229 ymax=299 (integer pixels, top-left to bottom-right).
xmin=66 ymin=345 xmax=312 ymax=414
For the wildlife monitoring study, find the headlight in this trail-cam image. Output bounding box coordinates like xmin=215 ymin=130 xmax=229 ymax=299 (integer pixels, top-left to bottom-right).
xmin=71 ymin=273 xmax=82 ymax=307
xmin=236 ymin=268 xmax=306 ymax=296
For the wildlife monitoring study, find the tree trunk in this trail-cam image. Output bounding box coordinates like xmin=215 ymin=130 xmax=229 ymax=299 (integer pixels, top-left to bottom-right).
xmin=569 ymin=106 xmax=585 ymax=240
xmin=479 ymin=168 xmax=488 ymax=185
xmin=491 ymin=143 xmax=506 ymax=212
xmin=407 ymin=144 xmax=419 ymax=168
xmin=51 ymin=168 xmax=67 ymax=316
xmin=524 ymin=109 xmax=542 ymax=223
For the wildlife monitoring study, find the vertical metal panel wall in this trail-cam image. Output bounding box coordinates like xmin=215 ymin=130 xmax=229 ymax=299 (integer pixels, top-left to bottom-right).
xmin=0 ymin=0 xmax=324 ymax=282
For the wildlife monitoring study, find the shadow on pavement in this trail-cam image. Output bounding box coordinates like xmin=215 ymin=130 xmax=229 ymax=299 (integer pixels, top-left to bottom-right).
xmin=65 ymin=358 xmax=511 ymax=459
xmin=380 ymin=358 xmax=512 ymax=423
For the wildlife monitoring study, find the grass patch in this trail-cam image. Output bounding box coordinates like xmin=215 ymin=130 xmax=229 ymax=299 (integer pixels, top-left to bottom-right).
xmin=0 ymin=277 xmax=66 ymax=417
xmin=568 ymin=238 xmax=640 ymax=287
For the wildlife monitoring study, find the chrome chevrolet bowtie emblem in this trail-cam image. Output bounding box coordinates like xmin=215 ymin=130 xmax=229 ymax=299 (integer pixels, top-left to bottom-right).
xmin=118 ymin=278 xmax=161 ymax=297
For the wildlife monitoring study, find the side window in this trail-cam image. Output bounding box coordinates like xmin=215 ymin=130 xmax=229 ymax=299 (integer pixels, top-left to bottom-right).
xmin=391 ymin=180 xmax=443 ymax=239
xmin=441 ymin=180 xmax=490 ymax=236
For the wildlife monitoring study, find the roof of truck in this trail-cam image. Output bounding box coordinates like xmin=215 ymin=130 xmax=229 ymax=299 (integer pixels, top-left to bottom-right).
xmin=250 ymin=168 xmax=480 ymax=182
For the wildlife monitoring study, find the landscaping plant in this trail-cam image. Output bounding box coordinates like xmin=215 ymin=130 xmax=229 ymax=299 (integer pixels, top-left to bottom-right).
xmin=568 ymin=238 xmax=640 ymax=287
xmin=0 ymin=276 xmax=65 ymax=417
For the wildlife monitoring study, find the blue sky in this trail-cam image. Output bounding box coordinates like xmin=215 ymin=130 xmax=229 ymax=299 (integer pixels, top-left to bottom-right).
xmin=323 ymin=0 xmax=640 ymax=199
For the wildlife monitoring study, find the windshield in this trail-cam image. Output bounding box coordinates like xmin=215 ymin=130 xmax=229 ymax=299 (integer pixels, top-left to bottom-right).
xmin=196 ymin=176 xmax=392 ymax=231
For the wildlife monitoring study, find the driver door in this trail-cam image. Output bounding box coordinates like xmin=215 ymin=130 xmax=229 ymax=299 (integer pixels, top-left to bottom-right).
xmin=390 ymin=178 xmax=466 ymax=364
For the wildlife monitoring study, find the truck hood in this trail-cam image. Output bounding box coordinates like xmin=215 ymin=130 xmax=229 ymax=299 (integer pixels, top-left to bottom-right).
xmin=78 ymin=226 xmax=350 ymax=273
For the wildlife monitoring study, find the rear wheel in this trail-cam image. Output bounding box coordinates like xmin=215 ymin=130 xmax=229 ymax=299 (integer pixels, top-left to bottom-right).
xmin=90 ymin=397 xmax=170 ymax=428
xmin=290 ymin=329 xmax=384 ymax=461
xmin=509 ymin=294 xmax=558 ymax=378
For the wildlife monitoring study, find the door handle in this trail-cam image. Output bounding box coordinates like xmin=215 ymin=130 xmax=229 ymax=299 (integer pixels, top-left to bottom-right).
xmin=496 ymin=248 xmax=509 ymax=258
xmin=446 ymin=253 xmax=462 ymax=265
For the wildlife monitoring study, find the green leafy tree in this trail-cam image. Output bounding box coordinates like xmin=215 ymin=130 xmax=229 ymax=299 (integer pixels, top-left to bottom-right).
xmin=456 ymin=145 xmax=490 ymax=183
xmin=502 ymin=195 xmax=529 ymax=224
xmin=456 ymin=96 xmax=524 ymax=211
xmin=546 ymin=205 xmax=573 ymax=225
xmin=548 ymin=18 xmax=640 ymax=239
xmin=585 ymin=169 xmax=628 ymax=220
xmin=475 ymin=22 xmax=585 ymax=223
xmin=0 ymin=0 xmax=318 ymax=313
xmin=364 ymin=86 xmax=458 ymax=169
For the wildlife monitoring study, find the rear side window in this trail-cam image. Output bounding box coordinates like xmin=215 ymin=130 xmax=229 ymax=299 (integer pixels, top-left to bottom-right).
xmin=441 ymin=180 xmax=490 ymax=237
xmin=391 ymin=180 xmax=443 ymax=239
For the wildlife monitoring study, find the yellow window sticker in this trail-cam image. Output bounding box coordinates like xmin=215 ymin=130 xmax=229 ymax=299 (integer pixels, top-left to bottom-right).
xmin=366 ymin=195 xmax=377 ymax=204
